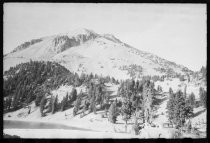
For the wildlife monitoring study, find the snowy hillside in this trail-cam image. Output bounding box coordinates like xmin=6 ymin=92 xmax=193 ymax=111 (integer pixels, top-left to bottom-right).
xmin=4 ymin=28 xmax=192 ymax=79
xmin=4 ymin=83 xmax=206 ymax=138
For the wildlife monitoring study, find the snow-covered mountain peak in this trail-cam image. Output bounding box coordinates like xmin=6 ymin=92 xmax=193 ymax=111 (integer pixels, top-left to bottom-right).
xmin=66 ymin=28 xmax=99 ymax=38
xmin=4 ymin=28 xmax=193 ymax=79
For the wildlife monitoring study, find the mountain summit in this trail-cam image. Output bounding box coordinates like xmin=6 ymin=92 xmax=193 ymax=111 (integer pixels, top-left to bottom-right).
xmin=66 ymin=28 xmax=99 ymax=37
xmin=4 ymin=28 xmax=192 ymax=79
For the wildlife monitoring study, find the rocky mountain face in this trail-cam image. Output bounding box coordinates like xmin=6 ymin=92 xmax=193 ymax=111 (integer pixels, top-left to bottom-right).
xmin=4 ymin=28 xmax=193 ymax=80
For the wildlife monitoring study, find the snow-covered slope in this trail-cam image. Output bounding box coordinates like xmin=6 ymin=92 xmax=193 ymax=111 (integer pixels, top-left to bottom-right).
xmin=4 ymin=28 xmax=192 ymax=80
xmin=4 ymin=83 xmax=206 ymax=138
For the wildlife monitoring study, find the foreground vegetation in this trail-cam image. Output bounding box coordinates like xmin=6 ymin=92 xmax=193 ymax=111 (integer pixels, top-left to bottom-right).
xmin=3 ymin=61 xmax=206 ymax=138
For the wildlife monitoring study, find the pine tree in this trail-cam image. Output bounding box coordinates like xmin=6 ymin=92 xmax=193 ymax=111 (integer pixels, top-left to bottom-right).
xmin=179 ymin=75 xmax=185 ymax=81
xmin=173 ymin=90 xmax=185 ymax=128
xmin=73 ymin=97 xmax=81 ymax=116
xmin=51 ymin=95 xmax=58 ymax=114
xmin=70 ymin=88 xmax=77 ymax=103
xmin=200 ymin=66 xmax=206 ymax=78
xmin=89 ymin=73 xmax=94 ymax=80
xmin=188 ymin=92 xmax=195 ymax=107
xmin=88 ymin=83 xmax=94 ymax=99
xmin=199 ymin=87 xmax=206 ymax=108
xmin=95 ymin=85 xmax=103 ymax=108
xmin=132 ymin=96 xmax=141 ymax=112
xmin=4 ymin=99 xmax=7 ymax=111
xmin=157 ymin=85 xmax=162 ymax=93
xmin=74 ymin=74 xmax=81 ymax=87
xmin=45 ymin=95 xmax=53 ymax=113
xmin=40 ymin=95 xmax=47 ymax=117
xmin=184 ymin=85 xmax=187 ymax=98
xmin=73 ymin=107 xmax=77 ymax=116
xmin=89 ymin=96 xmax=96 ymax=114
xmin=121 ymin=100 xmax=131 ymax=124
xmin=142 ymin=80 xmax=154 ymax=124
xmin=184 ymin=99 xmax=194 ymax=120
xmin=106 ymin=76 xmax=111 ymax=83
xmin=7 ymin=96 xmax=12 ymax=110
xmin=167 ymin=89 xmax=194 ymax=129
xmin=169 ymin=87 xmax=173 ymax=95
xmin=12 ymin=93 xmax=19 ymax=109
xmin=81 ymin=99 xmax=90 ymax=116
xmin=132 ymin=116 xmax=139 ymax=135
xmin=187 ymin=74 xmax=190 ymax=83
xmin=138 ymin=81 xmax=143 ymax=93
xmin=187 ymin=120 xmax=192 ymax=133
xmin=167 ymin=92 xmax=176 ymax=124
xmin=174 ymin=90 xmax=193 ymax=129
xmin=95 ymin=85 xmax=99 ymax=104
xmin=103 ymin=93 xmax=109 ymax=115
xmin=108 ymin=101 xmax=117 ymax=123
xmin=130 ymin=80 xmax=135 ymax=92
xmin=34 ymin=87 xmax=45 ymax=106
xmin=61 ymin=93 xmax=68 ymax=111
xmin=80 ymin=73 xmax=86 ymax=84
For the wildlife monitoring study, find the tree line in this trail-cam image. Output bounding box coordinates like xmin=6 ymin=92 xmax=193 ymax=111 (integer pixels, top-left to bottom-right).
xmin=3 ymin=60 xmax=119 ymax=113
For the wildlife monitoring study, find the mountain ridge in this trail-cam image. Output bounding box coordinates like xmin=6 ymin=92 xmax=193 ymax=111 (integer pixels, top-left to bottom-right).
xmin=4 ymin=28 xmax=193 ymax=79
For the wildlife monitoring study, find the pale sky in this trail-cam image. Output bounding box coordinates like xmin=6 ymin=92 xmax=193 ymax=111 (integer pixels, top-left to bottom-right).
xmin=4 ymin=3 xmax=206 ymax=71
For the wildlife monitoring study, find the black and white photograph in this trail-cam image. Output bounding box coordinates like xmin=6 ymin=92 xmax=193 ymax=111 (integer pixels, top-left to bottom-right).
xmin=3 ymin=3 xmax=206 ymax=138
